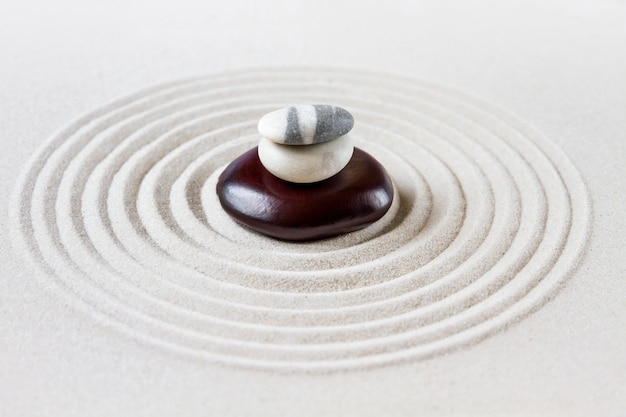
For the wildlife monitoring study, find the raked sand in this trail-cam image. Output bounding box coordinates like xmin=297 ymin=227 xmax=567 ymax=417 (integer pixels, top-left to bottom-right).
xmin=1 ymin=1 xmax=625 ymax=415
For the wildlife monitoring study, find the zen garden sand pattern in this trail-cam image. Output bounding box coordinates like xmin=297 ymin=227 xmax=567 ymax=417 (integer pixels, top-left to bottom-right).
xmin=11 ymin=68 xmax=590 ymax=372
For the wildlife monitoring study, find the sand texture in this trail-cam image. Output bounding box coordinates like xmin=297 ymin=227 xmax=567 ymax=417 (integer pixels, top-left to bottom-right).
xmin=1 ymin=1 xmax=625 ymax=416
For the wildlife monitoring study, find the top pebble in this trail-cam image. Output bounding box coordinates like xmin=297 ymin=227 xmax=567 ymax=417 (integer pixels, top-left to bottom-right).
xmin=258 ymin=104 xmax=354 ymax=145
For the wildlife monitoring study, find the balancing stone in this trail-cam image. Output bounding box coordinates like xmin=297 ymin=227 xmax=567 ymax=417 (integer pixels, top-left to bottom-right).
xmin=216 ymin=147 xmax=394 ymax=241
xmin=257 ymin=135 xmax=354 ymax=183
xmin=258 ymin=104 xmax=354 ymax=145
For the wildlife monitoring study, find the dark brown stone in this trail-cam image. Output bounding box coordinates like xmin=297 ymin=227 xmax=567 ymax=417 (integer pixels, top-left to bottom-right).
xmin=216 ymin=147 xmax=394 ymax=241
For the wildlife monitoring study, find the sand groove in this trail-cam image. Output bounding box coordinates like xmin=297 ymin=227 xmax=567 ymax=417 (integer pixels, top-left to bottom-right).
xmin=10 ymin=68 xmax=590 ymax=371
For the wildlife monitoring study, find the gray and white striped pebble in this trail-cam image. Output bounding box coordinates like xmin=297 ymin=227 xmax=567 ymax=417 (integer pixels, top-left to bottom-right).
xmin=258 ymin=104 xmax=354 ymax=145
xmin=258 ymin=134 xmax=354 ymax=183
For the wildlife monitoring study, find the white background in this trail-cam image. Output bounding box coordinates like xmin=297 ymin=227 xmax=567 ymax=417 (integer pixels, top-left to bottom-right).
xmin=1 ymin=0 xmax=625 ymax=415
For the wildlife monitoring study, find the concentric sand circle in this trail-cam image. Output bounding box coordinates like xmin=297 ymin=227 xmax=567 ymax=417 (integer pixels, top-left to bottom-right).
xmin=10 ymin=68 xmax=591 ymax=371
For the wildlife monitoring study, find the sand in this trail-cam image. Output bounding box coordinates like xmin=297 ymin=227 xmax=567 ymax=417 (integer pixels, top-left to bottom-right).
xmin=1 ymin=1 xmax=625 ymax=415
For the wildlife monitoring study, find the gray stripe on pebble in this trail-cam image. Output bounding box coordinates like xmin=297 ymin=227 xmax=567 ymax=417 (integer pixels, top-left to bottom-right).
xmin=284 ymin=106 xmax=302 ymax=144
xmin=314 ymin=105 xmax=335 ymax=142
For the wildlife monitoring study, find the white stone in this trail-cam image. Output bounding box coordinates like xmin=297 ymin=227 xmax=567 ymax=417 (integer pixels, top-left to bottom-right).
xmin=258 ymin=134 xmax=354 ymax=183
xmin=257 ymin=104 xmax=354 ymax=145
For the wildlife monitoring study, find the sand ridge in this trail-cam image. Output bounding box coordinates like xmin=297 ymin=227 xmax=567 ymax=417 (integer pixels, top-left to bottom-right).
xmin=9 ymin=68 xmax=591 ymax=372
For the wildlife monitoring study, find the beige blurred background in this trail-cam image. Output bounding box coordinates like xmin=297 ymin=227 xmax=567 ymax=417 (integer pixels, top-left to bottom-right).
xmin=1 ymin=0 xmax=625 ymax=415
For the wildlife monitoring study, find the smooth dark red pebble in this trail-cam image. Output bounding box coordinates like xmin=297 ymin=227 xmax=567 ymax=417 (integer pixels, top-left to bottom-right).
xmin=216 ymin=147 xmax=394 ymax=241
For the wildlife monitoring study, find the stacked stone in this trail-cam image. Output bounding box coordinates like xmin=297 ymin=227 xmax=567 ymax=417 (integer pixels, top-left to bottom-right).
xmin=216 ymin=104 xmax=394 ymax=241
xmin=257 ymin=105 xmax=355 ymax=183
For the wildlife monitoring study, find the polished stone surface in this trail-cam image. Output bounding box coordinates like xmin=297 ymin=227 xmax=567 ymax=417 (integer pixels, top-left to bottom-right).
xmin=216 ymin=147 xmax=394 ymax=241
xmin=257 ymin=104 xmax=354 ymax=145
xmin=257 ymin=135 xmax=354 ymax=183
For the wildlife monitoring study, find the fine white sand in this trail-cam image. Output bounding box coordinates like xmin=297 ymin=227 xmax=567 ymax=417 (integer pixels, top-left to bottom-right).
xmin=1 ymin=1 xmax=625 ymax=416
